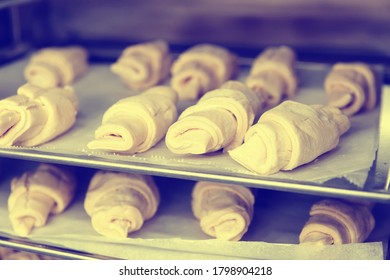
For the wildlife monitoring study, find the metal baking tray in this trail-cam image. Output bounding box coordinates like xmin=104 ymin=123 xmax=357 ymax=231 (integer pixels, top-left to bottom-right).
xmin=0 ymin=167 xmax=389 ymax=260
xmin=0 ymin=56 xmax=389 ymax=203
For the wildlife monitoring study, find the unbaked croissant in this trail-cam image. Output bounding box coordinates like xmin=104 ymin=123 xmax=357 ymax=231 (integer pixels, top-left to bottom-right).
xmin=2 ymin=251 xmax=42 ymax=260
xmin=8 ymin=163 xmax=76 ymax=236
xmin=229 ymin=100 xmax=350 ymax=175
xmin=0 ymin=83 xmax=78 ymax=147
xmin=87 ymin=86 xmax=178 ymax=154
xmin=165 ymin=81 xmax=262 ymax=154
xmin=299 ymin=199 xmax=375 ymax=245
xmin=0 ymin=247 xmax=58 ymax=260
xmin=111 ymin=40 xmax=172 ymax=89
xmin=171 ymin=44 xmax=237 ymax=100
xmin=0 ymin=247 xmax=14 ymax=259
xmin=84 ymin=171 xmax=160 ymax=238
xmin=24 ymin=46 xmax=88 ymax=88
xmin=192 ymin=181 xmax=255 ymax=241
xmin=246 ymin=46 xmax=297 ymax=108
xmin=324 ymin=62 xmax=377 ymax=116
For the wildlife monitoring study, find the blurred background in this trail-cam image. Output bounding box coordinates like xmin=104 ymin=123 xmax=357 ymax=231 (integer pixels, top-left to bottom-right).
xmin=1 ymin=0 xmax=390 ymax=66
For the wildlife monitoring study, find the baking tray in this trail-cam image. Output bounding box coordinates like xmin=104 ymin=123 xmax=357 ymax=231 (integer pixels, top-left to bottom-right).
xmin=0 ymin=56 xmax=389 ymax=202
xmin=0 ymin=165 xmax=389 ymax=260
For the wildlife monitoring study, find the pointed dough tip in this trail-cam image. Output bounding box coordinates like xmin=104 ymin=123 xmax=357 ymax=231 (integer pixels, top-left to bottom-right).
xmin=13 ymin=217 xmax=36 ymax=236
xmin=214 ymin=218 xmax=246 ymax=241
xmin=300 ymin=231 xmax=334 ymax=245
xmin=168 ymin=129 xmax=214 ymax=154
xmin=109 ymin=220 xmax=133 ymax=238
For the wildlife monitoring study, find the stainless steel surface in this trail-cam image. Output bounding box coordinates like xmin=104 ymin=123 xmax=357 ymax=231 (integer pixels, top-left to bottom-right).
xmin=0 ymin=147 xmax=389 ymax=203
xmin=375 ymin=87 xmax=390 ymax=191
xmin=0 ymin=236 xmax=117 ymax=260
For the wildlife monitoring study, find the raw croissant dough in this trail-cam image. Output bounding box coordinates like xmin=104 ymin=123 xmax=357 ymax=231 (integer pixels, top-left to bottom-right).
xmin=324 ymin=62 xmax=377 ymax=116
xmin=192 ymin=181 xmax=255 ymax=241
xmin=111 ymin=40 xmax=172 ymax=89
xmin=0 ymin=83 xmax=78 ymax=147
xmin=88 ymin=86 xmax=178 ymax=154
xmin=24 ymin=46 xmax=88 ymax=88
xmin=299 ymin=199 xmax=375 ymax=245
xmin=229 ymin=100 xmax=350 ymax=175
xmin=84 ymin=171 xmax=160 ymax=238
xmin=0 ymin=246 xmax=58 ymax=260
xmin=0 ymin=247 xmax=14 ymax=259
xmin=246 ymin=46 xmax=297 ymax=108
xmin=2 ymin=251 xmax=41 ymax=260
xmin=8 ymin=163 xmax=76 ymax=236
xmin=171 ymin=44 xmax=237 ymax=100
xmin=165 ymin=81 xmax=262 ymax=154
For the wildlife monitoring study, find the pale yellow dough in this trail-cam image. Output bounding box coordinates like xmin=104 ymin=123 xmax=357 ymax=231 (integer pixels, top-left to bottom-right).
xmin=246 ymin=46 xmax=297 ymax=108
xmin=299 ymin=199 xmax=375 ymax=245
xmin=8 ymin=164 xmax=76 ymax=236
xmin=324 ymin=62 xmax=377 ymax=116
xmin=87 ymin=86 xmax=178 ymax=154
xmin=24 ymin=46 xmax=88 ymax=88
xmin=0 ymin=83 xmax=78 ymax=147
xmin=171 ymin=44 xmax=237 ymax=100
xmin=111 ymin=40 xmax=172 ymax=89
xmin=229 ymin=100 xmax=350 ymax=175
xmin=84 ymin=171 xmax=160 ymax=238
xmin=165 ymin=81 xmax=263 ymax=154
xmin=192 ymin=181 xmax=255 ymax=241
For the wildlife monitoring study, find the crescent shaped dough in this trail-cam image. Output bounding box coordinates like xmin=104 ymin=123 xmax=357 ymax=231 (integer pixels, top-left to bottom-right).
xmin=171 ymin=44 xmax=237 ymax=101
xmin=0 ymin=83 xmax=78 ymax=147
xmin=8 ymin=163 xmax=76 ymax=236
xmin=87 ymin=86 xmax=178 ymax=154
xmin=246 ymin=46 xmax=297 ymax=108
xmin=192 ymin=181 xmax=255 ymax=241
xmin=324 ymin=63 xmax=377 ymax=116
xmin=165 ymin=81 xmax=262 ymax=154
xmin=24 ymin=46 xmax=88 ymax=88
xmin=111 ymin=40 xmax=172 ymax=89
xmin=84 ymin=171 xmax=160 ymax=238
xmin=299 ymin=199 xmax=375 ymax=245
xmin=229 ymin=100 xmax=350 ymax=175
